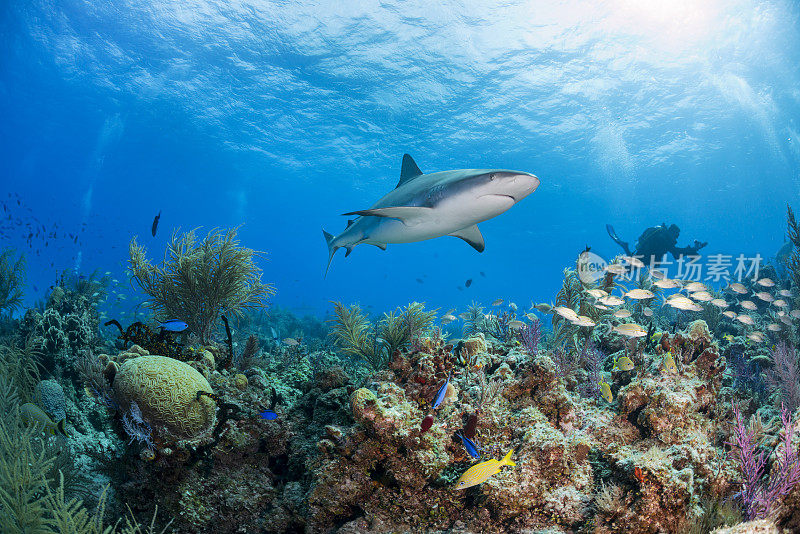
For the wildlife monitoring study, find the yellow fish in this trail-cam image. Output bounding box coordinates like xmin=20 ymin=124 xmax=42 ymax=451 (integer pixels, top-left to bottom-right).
xmin=612 ymin=356 xmax=634 ymax=372
xmin=454 ymin=449 xmax=516 ymax=490
xmin=599 ymin=381 xmax=613 ymax=402
xmin=662 ymin=353 xmax=677 ymax=373
xmin=20 ymin=403 xmax=67 ymax=436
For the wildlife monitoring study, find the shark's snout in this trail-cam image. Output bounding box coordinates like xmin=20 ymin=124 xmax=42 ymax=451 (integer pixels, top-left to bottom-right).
xmin=495 ymin=171 xmax=540 ymax=203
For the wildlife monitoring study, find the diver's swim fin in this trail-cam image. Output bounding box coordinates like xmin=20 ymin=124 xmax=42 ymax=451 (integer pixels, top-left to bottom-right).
xmin=606 ymin=224 xmax=632 ymax=256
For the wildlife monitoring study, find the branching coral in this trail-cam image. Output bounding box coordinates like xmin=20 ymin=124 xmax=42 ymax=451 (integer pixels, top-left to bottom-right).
xmin=58 ymin=269 xmax=111 ymax=307
xmin=461 ymin=301 xmax=485 ymax=337
xmin=484 ymin=310 xmax=514 ymax=342
xmin=0 ymin=340 xmax=40 ymax=404
xmin=234 ymin=334 xmax=260 ymax=370
xmin=329 ymin=302 xmax=386 ymax=369
xmin=0 ymin=248 xmax=25 ymax=316
xmin=0 ymin=377 xmax=54 ymax=533
xmin=725 ymin=347 xmax=767 ymax=401
xmin=474 ymin=370 xmax=504 ymax=412
xmin=329 ymin=301 xmax=435 ymax=370
xmin=379 ymin=302 xmax=436 ymax=355
xmin=129 ymin=227 xmax=274 ymax=343
xmin=121 ymin=402 xmax=154 ymax=451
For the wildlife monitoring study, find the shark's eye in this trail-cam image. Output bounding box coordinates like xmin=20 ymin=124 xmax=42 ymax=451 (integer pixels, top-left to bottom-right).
xmin=489 ymin=173 xmax=496 ymax=180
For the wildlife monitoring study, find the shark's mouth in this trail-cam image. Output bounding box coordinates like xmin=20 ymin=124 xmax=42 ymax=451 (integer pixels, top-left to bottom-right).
xmin=480 ymin=194 xmax=516 ymax=202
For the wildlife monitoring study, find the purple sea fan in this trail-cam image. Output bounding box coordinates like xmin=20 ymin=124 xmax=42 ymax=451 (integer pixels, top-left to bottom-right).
xmin=578 ymin=342 xmax=604 ymax=399
xmin=518 ymin=318 xmax=541 ymax=355
xmin=766 ymin=342 xmax=800 ymax=414
xmin=728 ymin=404 xmax=800 ymax=519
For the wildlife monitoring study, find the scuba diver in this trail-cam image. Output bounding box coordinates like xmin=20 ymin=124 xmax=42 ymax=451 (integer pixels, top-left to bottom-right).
xmin=606 ymin=223 xmax=707 ymax=261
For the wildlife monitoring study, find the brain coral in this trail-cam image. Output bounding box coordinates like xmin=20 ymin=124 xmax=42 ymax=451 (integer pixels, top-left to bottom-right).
xmin=33 ymin=379 xmax=66 ymax=421
xmin=111 ymin=355 xmax=216 ymax=442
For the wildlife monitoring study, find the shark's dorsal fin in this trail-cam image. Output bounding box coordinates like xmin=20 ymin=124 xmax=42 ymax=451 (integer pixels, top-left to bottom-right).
xmin=396 ymin=154 xmax=423 ymax=188
xmin=449 ymin=225 xmax=485 ymax=252
xmin=346 ymin=219 xmax=356 ymax=228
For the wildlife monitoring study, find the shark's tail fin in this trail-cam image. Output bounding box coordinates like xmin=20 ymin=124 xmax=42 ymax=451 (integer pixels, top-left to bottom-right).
xmin=606 ymin=224 xmax=632 ymax=256
xmin=323 ymin=229 xmax=339 ymax=277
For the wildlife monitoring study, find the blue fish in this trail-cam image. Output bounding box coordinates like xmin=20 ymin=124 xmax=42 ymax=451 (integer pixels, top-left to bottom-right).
xmin=455 ymin=432 xmax=482 ymax=459
xmin=259 ymin=410 xmax=278 ymax=420
xmin=159 ymin=319 xmax=188 ymax=332
xmin=432 ymin=371 xmax=451 ymax=409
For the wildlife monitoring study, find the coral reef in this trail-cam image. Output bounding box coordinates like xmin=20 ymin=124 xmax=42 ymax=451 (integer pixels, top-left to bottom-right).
xmin=4 ymin=230 xmax=800 ymax=533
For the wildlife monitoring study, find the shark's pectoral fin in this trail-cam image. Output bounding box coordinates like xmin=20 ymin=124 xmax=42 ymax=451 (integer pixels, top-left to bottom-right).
xmin=449 ymin=225 xmax=485 ymax=252
xmin=342 ymin=206 xmax=431 ymax=226
xmin=352 ymin=237 xmax=387 ymax=251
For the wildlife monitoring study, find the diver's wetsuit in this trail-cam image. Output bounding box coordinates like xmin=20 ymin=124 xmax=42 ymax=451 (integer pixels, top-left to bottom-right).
xmin=606 ymin=223 xmax=707 ymax=261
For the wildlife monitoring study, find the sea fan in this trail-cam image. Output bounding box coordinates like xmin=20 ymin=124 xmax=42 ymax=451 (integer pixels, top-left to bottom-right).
xmin=578 ymin=342 xmax=604 ymax=399
xmin=725 ymin=346 xmax=767 ymax=401
xmin=728 ymin=404 xmax=800 ymax=520
xmin=518 ymin=319 xmax=541 ymax=354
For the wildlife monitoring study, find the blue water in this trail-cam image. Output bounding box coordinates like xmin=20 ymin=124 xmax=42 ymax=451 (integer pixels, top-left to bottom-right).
xmin=2 ymin=0 xmax=799 ymax=319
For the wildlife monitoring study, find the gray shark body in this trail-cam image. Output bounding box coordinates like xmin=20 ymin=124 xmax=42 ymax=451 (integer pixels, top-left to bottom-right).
xmin=323 ymin=154 xmax=539 ymax=274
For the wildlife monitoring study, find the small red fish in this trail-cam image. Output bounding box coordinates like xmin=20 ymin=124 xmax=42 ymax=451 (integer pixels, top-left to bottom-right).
xmin=420 ymin=414 xmax=434 ymax=433
xmin=634 ymin=466 xmax=647 ymax=485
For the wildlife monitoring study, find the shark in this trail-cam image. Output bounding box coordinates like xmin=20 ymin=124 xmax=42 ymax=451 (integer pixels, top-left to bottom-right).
xmin=323 ymin=154 xmax=539 ymax=274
